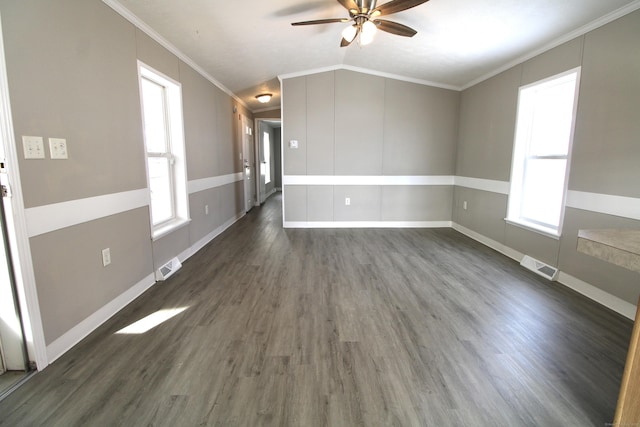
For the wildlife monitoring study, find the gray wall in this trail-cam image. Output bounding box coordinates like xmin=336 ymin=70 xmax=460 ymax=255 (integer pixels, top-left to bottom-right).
xmin=282 ymin=69 xmax=460 ymax=224
xmin=1 ymin=0 xmax=251 ymax=345
xmin=454 ymin=10 xmax=640 ymax=305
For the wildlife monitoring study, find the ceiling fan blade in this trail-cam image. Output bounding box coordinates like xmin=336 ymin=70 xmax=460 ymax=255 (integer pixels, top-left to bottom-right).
xmin=374 ymin=19 xmax=417 ymax=37
xmin=340 ymin=37 xmax=353 ymax=47
xmin=291 ymin=18 xmax=350 ymax=26
xmin=337 ymin=0 xmax=360 ymax=14
xmin=371 ymin=0 xmax=429 ymax=17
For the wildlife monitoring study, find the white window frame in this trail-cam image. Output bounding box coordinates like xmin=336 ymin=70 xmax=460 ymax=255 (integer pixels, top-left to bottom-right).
xmin=506 ymin=67 xmax=581 ymax=239
xmin=263 ymin=131 xmax=271 ymax=185
xmin=138 ymin=61 xmax=190 ymax=240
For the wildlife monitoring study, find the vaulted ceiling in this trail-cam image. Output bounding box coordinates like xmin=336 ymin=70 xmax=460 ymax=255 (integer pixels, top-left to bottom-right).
xmin=107 ymin=0 xmax=640 ymax=112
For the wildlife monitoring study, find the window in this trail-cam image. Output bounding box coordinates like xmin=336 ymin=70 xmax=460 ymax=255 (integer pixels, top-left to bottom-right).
xmin=138 ymin=62 xmax=189 ymax=239
xmin=507 ymin=68 xmax=580 ymax=237
xmin=263 ymin=131 xmax=271 ymax=184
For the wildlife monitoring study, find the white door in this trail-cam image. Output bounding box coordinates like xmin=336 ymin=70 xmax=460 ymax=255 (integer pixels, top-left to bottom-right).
xmin=241 ymin=115 xmax=255 ymax=212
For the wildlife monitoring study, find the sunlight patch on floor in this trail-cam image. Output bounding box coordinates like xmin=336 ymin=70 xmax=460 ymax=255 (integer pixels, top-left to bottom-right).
xmin=115 ymin=307 xmax=188 ymax=335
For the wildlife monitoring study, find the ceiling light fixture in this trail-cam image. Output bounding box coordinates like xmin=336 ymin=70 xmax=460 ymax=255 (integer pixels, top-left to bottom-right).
xmin=359 ymin=20 xmax=377 ymax=46
xmin=255 ymin=93 xmax=272 ymax=103
xmin=342 ymin=25 xmax=358 ymax=44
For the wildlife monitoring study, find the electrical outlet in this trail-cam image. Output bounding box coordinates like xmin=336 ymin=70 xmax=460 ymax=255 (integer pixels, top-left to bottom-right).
xmin=345 ymin=197 xmax=351 ymax=206
xmin=463 ymin=201 xmax=468 ymax=210
xmin=102 ymin=248 xmax=111 ymax=267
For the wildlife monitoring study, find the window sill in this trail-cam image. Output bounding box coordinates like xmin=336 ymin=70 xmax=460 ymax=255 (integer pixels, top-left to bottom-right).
xmin=151 ymin=218 xmax=191 ymax=241
xmin=505 ymin=218 xmax=561 ymax=240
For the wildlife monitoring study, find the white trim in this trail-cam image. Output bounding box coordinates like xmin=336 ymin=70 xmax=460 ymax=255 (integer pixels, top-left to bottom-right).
xmin=284 ymin=221 xmax=452 ymax=229
xmin=453 ymin=222 xmax=637 ymax=320
xmin=557 ymin=272 xmax=637 ymax=320
xmin=25 ymin=189 xmax=149 ymax=238
xmin=24 ymin=173 xmax=246 ymax=238
xmin=282 ymin=175 xmax=639 ymax=221
xmin=138 ymin=60 xmax=191 ymax=241
xmin=180 ymin=211 xmax=245 ymax=261
xmin=452 ymin=222 xmax=525 ymax=262
xmin=100 ymin=0 xmax=247 ymax=110
xmin=188 ymin=173 xmax=243 ymax=194
xmin=264 ymin=187 xmax=277 ymax=200
xmin=45 ymin=207 xmax=247 ymax=364
xmin=104 ymin=0 xmax=640 ymax=103
xmin=279 ymin=64 xmax=460 ymax=91
xmin=505 ymin=218 xmax=560 ymax=240
xmin=252 ymin=106 xmax=281 ymax=114
xmin=460 ymin=0 xmax=640 ymax=90
xmin=0 ymin=14 xmax=48 ymax=370
xmin=151 ymin=218 xmax=190 ymax=241
xmin=283 ymin=175 xmax=455 ymax=186
xmin=46 ymin=273 xmax=156 ymax=363
xmin=454 ymin=176 xmax=510 ymax=195
xmin=566 ymin=190 xmax=640 ymax=221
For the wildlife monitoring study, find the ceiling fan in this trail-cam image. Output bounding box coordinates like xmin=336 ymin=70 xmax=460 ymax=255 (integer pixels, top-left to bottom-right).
xmin=291 ymin=0 xmax=430 ymax=47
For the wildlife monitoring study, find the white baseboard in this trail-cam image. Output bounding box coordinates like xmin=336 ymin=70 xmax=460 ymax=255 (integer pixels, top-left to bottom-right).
xmin=265 ymin=188 xmax=277 ymax=198
xmin=45 ymin=211 xmax=246 ymax=365
xmin=284 ymin=221 xmax=452 ymax=229
xmin=452 ymin=222 xmax=524 ymax=262
xmin=452 ymin=222 xmax=637 ymax=320
xmin=46 ymin=273 xmax=156 ymax=363
xmin=180 ymin=211 xmax=245 ymax=262
xmin=557 ymin=272 xmax=637 ymax=320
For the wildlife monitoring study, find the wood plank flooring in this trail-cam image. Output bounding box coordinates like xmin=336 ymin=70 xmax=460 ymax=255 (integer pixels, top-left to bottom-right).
xmin=0 ymin=193 xmax=633 ymax=426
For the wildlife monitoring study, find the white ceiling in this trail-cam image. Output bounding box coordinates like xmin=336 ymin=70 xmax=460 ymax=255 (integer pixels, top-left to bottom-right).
xmin=109 ymin=0 xmax=640 ymax=112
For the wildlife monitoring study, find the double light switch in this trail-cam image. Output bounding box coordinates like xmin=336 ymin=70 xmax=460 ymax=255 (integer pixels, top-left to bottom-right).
xmin=22 ymin=136 xmax=68 ymax=159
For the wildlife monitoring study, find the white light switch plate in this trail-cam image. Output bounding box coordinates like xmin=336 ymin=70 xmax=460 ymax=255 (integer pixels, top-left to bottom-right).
xmin=102 ymin=248 xmax=111 ymax=267
xmin=289 ymin=140 xmax=298 ymax=149
xmin=22 ymin=136 xmax=45 ymax=159
xmin=49 ymin=138 xmax=68 ymax=159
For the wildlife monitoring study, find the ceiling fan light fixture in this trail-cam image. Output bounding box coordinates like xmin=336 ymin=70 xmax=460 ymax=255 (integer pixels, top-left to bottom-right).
xmin=360 ymin=20 xmax=377 ymax=45
xmin=255 ymin=93 xmax=272 ymax=103
xmin=342 ymin=24 xmax=358 ymax=43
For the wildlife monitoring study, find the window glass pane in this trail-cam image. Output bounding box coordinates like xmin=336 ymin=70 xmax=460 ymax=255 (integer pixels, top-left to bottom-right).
xmin=528 ymin=79 xmax=575 ymax=156
xmin=520 ymin=158 xmax=567 ymax=228
xmin=141 ymin=78 xmax=168 ymax=153
xmin=147 ymin=157 xmax=173 ymax=225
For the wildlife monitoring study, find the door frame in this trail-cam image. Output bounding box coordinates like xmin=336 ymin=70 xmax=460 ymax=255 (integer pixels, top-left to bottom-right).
xmin=254 ymin=118 xmax=281 ymax=206
xmin=240 ymin=114 xmax=255 ymax=212
xmin=0 ymin=14 xmax=47 ymax=370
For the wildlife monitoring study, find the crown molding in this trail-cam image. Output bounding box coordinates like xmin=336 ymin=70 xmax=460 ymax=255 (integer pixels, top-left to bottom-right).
xmin=460 ymin=0 xmax=640 ymax=90
xmin=279 ymin=64 xmax=462 ymax=91
xmin=101 ymin=0 xmax=248 ymax=109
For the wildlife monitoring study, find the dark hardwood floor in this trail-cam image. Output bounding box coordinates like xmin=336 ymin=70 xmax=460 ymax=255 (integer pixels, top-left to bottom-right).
xmin=0 ymin=193 xmax=633 ymax=426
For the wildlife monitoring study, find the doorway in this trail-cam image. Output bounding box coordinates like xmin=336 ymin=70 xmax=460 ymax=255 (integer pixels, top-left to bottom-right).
xmin=254 ymin=119 xmax=281 ymax=206
xmin=240 ymin=114 xmax=255 ymax=213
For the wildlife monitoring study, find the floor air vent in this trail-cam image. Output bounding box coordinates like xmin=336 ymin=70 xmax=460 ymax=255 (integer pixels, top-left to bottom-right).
xmin=520 ymin=255 xmax=559 ymax=281
xmin=155 ymin=257 xmax=182 ymax=281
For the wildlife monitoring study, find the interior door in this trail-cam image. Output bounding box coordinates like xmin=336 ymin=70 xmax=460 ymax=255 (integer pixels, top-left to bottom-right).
xmin=241 ymin=115 xmax=255 ymax=212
